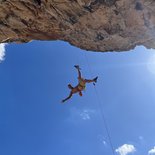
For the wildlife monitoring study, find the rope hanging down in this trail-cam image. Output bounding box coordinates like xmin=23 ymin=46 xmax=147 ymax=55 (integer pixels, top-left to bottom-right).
xmin=84 ymin=52 xmax=116 ymax=155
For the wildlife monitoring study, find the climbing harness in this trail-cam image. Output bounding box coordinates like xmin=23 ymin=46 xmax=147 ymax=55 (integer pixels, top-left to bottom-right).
xmin=78 ymin=79 xmax=86 ymax=90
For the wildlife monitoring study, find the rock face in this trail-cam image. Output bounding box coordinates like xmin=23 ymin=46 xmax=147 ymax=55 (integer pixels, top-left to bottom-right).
xmin=0 ymin=0 xmax=155 ymax=52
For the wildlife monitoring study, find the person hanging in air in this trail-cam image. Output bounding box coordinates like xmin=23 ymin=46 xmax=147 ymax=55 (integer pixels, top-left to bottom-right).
xmin=62 ymin=65 xmax=98 ymax=103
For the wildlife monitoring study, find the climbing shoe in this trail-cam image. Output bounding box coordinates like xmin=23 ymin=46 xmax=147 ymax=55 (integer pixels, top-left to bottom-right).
xmin=74 ymin=65 xmax=81 ymax=70
xmin=93 ymin=76 xmax=98 ymax=83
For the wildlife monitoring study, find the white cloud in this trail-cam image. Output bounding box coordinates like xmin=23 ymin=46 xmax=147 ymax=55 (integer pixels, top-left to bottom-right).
xmin=66 ymin=108 xmax=97 ymax=124
xmin=148 ymin=147 xmax=155 ymax=155
xmin=80 ymin=111 xmax=90 ymax=120
xmin=115 ymin=144 xmax=136 ymax=155
xmin=97 ymin=134 xmax=107 ymax=146
xmin=79 ymin=109 xmax=95 ymax=120
xmin=0 ymin=43 xmax=7 ymax=62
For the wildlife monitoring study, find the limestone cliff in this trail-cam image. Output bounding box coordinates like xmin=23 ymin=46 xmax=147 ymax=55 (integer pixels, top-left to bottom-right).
xmin=0 ymin=0 xmax=155 ymax=52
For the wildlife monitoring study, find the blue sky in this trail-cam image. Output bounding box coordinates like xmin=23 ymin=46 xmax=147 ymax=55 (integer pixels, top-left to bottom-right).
xmin=0 ymin=41 xmax=155 ymax=155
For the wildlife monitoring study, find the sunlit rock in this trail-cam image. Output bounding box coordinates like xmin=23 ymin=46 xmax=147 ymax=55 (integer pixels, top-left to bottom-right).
xmin=0 ymin=0 xmax=155 ymax=52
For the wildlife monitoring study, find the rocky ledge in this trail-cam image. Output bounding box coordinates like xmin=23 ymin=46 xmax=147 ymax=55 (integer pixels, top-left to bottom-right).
xmin=0 ymin=0 xmax=155 ymax=52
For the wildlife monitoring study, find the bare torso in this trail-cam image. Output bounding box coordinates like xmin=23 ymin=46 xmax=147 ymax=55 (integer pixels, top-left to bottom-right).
xmin=71 ymin=79 xmax=86 ymax=94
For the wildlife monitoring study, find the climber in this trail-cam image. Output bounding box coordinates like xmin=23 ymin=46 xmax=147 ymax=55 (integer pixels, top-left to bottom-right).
xmin=62 ymin=65 xmax=98 ymax=103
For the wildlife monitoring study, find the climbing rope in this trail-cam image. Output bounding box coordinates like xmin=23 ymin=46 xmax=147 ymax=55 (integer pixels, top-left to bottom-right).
xmin=84 ymin=52 xmax=116 ymax=155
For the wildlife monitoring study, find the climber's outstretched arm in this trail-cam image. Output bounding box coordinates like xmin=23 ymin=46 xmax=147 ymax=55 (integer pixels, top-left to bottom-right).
xmin=62 ymin=92 xmax=73 ymax=103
